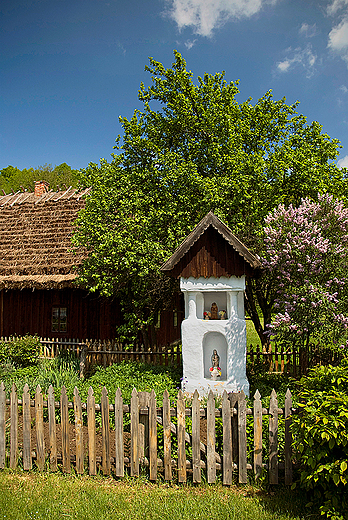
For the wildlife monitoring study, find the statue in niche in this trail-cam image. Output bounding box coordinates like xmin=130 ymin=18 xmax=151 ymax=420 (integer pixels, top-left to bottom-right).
xmin=210 ymin=349 xmax=221 ymax=380
xmin=219 ymin=309 xmax=227 ymax=320
xmin=210 ymin=302 xmax=218 ymax=320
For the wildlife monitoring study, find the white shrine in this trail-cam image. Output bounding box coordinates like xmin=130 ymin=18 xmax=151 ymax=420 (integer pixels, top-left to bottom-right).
xmin=161 ymin=212 xmax=260 ymax=397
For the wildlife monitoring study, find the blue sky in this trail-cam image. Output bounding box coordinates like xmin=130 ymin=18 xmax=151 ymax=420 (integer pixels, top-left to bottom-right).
xmin=1 ymin=0 xmax=348 ymax=171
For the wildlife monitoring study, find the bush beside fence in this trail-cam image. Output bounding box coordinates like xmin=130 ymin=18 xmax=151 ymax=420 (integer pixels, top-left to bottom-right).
xmin=0 ymin=382 xmax=295 ymax=485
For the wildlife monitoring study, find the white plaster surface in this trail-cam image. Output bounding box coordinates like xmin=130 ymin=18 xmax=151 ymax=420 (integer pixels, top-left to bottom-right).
xmin=180 ymin=276 xmax=245 ymax=292
xmin=180 ymin=276 xmax=249 ymax=397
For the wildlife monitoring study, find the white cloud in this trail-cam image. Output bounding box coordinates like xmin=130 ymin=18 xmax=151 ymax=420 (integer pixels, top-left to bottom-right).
xmin=327 ymin=0 xmax=348 ymax=16
xmin=184 ymin=39 xmax=197 ymax=49
xmin=327 ymin=0 xmax=348 ymax=64
xmin=328 ymin=17 xmax=348 ymax=65
xmin=338 ymin=154 xmax=348 ymax=168
xmin=339 ymin=84 xmax=348 ymax=93
xmin=299 ymin=22 xmax=317 ymax=38
xmin=166 ymin=0 xmax=278 ymax=37
xmin=276 ymin=44 xmax=317 ymax=77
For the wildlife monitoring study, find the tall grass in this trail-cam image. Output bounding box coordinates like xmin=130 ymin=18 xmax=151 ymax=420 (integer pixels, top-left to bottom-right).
xmin=0 ymin=472 xmax=315 ymax=520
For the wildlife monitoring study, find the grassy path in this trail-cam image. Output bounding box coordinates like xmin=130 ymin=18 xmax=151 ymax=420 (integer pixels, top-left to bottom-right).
xmin=0 ymin=471 xmax=315 ymax=520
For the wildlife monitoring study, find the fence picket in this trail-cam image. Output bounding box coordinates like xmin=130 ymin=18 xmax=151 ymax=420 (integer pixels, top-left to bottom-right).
xmin=23 ymin=384 xmax=32 ymax=470
xmin=177 ymin=390 xmax=186 ymax=483
xmin=285 ymin=388 xmax=293 ymax=485
xmin=101 ymin=387 xmax=110 ymax=475
xmin=74 ymin=387 xmax=84 ymax=474
xmin=269 ymin=389 xmax=279 ymax=484
xmin=192 ymin=389 xmax=201 ymax=483
xmin=229 ymin=393 xmax=239 ymax=473
xmin=253 ymin=389 xmax=262 ymax=479
xmin=207 ymin=390 xmax=216 ymax=483
xmin=138 ymin=391 xmax=149 ymax=462
xmin=10 ymin=384 xmax=18 ymax=469
xmin=149 ymin=390 xmax=157 ymax=481
xmin=238 ymin=391 xmax=247 ymax=484
xmin=87 ymin=387 xmax=96 ymax=476
xmin=60 ymin=386 xmax=71 ymax=473
xmin=222 ymin=390 xmax=232 ymax=485
xmin=115 ymin=388 xmax=124 ymax=477
xmin=131 ymin=388 xmax=139 ymax=476
xmin=162 ymin=390 xmax=172 ymax=481
xmin=48 ymin=385 xmax=57 ymax=471
xmin=0 ymin=382 xmax=5 ymax=469
xmin=35 ymin=385 xmax=45 ymax=471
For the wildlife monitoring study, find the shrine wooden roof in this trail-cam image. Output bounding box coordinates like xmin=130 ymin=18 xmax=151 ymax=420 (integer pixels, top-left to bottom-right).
xmin=161 ymin=211 xmax=261 ymax=278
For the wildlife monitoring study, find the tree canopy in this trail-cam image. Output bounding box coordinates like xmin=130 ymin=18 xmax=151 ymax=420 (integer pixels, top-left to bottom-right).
xmin=75 ymin=51 xmax=346 ymax=344
xmin=0 ymin=163 xmax=81 ymax=193
xmin=263 ymin=194 xmax=348 ymax=369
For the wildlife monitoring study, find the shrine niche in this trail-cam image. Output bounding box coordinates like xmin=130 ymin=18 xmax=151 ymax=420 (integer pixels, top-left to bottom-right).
xmin=161 ymin=211 xmax=261 ymax=396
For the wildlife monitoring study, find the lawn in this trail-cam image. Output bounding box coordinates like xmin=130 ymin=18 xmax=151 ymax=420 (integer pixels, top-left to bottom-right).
xmin=0 ymin=471 xmax=313 ymax=520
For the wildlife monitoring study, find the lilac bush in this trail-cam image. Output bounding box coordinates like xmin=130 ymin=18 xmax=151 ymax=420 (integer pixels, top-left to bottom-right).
xmin=263 ymin=194 xmax=348 ymax=363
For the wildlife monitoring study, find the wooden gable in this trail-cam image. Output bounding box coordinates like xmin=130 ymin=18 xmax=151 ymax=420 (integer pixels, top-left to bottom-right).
xmin=161 ymin=211 xmax=260 ymax=279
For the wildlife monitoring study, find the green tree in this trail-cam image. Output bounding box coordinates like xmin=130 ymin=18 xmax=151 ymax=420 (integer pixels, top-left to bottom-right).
xmin=0 ymin=163 xmax=81 ymax=193
xmin=75 ymin=51 xmax=345 ymax=345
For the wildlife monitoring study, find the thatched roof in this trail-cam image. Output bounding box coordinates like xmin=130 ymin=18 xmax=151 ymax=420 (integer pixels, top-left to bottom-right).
xmin=0 ymin=186 xmax=91 ymax=289
xmin=161 ymin=211 xmax=261 ymax=278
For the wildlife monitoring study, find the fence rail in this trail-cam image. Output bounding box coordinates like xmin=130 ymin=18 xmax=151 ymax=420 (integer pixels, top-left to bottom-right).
xmin=0 ymin=382 xmax=295 ymax=485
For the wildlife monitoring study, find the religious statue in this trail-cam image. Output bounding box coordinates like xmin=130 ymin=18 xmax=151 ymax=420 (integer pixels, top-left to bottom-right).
xmin=210 ymin=302 xmax=219 ymax=320
xmin=219 ymin=309 xmax=227 ymax=320
xmin=211 ymin=349 xmax=220 ymax=368
xmin=210 ymin=349 xmax=221 ymax=380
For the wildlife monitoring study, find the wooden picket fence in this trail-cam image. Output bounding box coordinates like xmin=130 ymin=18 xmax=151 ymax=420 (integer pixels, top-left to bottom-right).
xmin=247 ymin=344 xmax=297 ymax=375
xmin=0 ymin=383 xmax=295 ymax=485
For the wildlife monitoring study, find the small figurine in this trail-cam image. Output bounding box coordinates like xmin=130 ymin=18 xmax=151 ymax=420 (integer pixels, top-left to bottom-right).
xmin=210 ymin=302 xmax=218 ymax=320
xmin=203 ymin=311 xmax=211 ymax=320
xmin=211 ymin=349 xmax=220 ymax=367
xmin=219 ymin=310 xmax=227 ymax=320
xmin=209 ymin=349 xmax=221 ymax=380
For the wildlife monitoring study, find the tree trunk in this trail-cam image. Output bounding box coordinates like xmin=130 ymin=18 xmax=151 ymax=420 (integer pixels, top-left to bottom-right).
xmin=244 ymin=280 xmax=268 ymax=346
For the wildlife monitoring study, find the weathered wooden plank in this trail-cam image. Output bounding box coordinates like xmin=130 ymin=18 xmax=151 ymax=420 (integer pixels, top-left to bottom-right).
xmin=10 ymin=384 xmax=18 ymax=469
xmin=149 ymin=390 xmax=157 ymax=481
xmin=0 ymin=382 xmax=5 ymax=469
xmin=253 ymin=389 xmax=262 ymax=479
xmin=284 ymin=388 xmax=293 ymax=485
xmin=48 ymin=385 xmax=57 ymax=471
xmin=138 ymin=391 xmax=149 ymax=462
xmin=229 ymin=393 xmax=239 ymax=472
xmin=177 ymin=390 xmax=186 ymax=483
xmin=60 ymin=385 xmax=71 ymax=473
xmin=73 ymin=387 xmax=84 ymax=474
xmin=269 ymin=388 xmax=278 ymax=485
xmin=87 ymin=387 xmax=96 ymax=476
xmin=35 ymin=385 xmax=45 ymax=471
xmin=22 ymin=383 xmax=32 ymax=470
xmin=130 ymin=388 xmax=139 ymax=477
xmin=207 ymin=390 xmax=216 ymax=483
xmin=238 ymin=391 xmax=247 ymax=484
xmin=115 ymin=388 xmax=124 ymax=477
xmin=222 ymin=390 xmax=232 ymax=485
xmin=192 ymin=389 xmax=201 ymax=483
xmin=162 ymin=389 xmax=172 ymax=481
xmin=101 ymin=387 xmax=110 ymax=475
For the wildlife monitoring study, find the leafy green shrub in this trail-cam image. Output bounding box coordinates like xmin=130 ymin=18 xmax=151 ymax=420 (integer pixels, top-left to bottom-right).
xmin=0 ymin=335 xmax=41 ymax=367
xmin=292 ymin=359 xmax=348 ymax=519
xmin=80 ymin=360 xmax=180 ymax=406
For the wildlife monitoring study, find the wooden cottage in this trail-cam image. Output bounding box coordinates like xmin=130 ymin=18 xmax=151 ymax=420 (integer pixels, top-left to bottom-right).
xmin=0 ymin=182 xmax=123 ymax=339
xmin=0 ymin=181 xmax=180 ymax=345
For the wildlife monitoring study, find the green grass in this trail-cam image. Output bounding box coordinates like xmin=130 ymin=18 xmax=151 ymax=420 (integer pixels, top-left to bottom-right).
xmin=246 ymin=316 xmax=261 ymax=347
xmin=0 ymin=471 xmax=316 ymax=520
